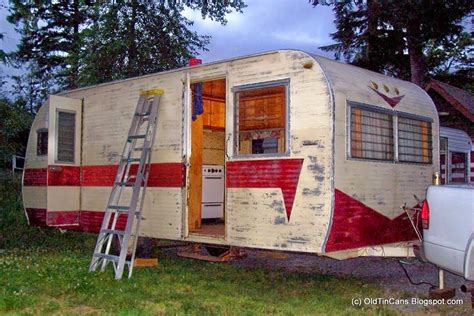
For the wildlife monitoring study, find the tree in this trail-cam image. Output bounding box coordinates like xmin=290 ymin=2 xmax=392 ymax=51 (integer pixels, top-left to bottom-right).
xmin=77 ymin=1 xmax=214 ymax=86
xmin=8 ymin=0 xmax=245 ymax=108
xmin=312 ymin=0 xmax=474 ymax=86
xmin=426 ymin=31 xmax=473 ymax=74
xmin=0 ymin=98 xmax=33 ymax=168
xmin=8 ymin=0 xmax=91 ymax=90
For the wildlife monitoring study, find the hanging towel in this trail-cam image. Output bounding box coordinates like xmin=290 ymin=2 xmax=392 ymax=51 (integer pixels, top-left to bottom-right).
xmin=192 ymin=83 xmax=203 ymax=121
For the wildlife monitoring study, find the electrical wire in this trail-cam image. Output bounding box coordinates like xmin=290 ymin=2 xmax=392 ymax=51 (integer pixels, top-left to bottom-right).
xmin=398 ymin=260 xmax=436 ymax=289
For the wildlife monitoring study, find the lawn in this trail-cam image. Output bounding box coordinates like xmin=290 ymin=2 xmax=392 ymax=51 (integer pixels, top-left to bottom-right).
xmin=0 ymin=174 xmax=410 ymax=315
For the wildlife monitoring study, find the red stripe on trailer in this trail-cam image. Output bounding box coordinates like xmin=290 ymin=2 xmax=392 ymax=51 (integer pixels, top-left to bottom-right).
xmin=81 ymin=163 xmax=185 ymax=187
xmin=48 ymin=165 xmax=81 ymax=186
xmin=47 ymin=210 xmax=80 ymax=226
xmin=24 ymin=163 xmax=185 ymax=187
xmin=27 ymin=209 xmax=127 ymax=233
xmin=226 ymin=159 xmax=304 ymax=220
xmin=25 ymin=208 xmax=47 ymax=226
xmin=23 ymin=168 xmax=47 ymax=186
xmin=325 ymin=189 xmax=418 ymax=252
xmin=81 ymin=165 xmax=116 ymax=186
xmin=148 ymin=163 xmax=186 ymax=187
xmin=79 ymin=211 xmax=127 ymax=233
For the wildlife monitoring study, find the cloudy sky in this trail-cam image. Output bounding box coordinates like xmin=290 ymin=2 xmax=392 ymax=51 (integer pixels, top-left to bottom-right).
xmin=182 ymin=1 xmax=336 ymax=61
xmin=0 ymin=1 xmax=336 ymax=81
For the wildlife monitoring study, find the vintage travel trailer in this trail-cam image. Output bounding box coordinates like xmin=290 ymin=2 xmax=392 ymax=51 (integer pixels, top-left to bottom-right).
xmin=22 ymin=50 xmax=439 ymax=259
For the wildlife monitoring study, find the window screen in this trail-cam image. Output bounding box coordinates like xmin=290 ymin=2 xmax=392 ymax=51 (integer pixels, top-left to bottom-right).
xmin=350 ymin=107 xmax=394 ymax=160
xmin=56 ymin=111 xmax=75 ymax=163
xmin=398 ymin=116 xmax=432 ymax=163
xmin=37 ymin=129 xmax=48 ymax=156
xmin=235 ymin=84 xmax=287 ymax=155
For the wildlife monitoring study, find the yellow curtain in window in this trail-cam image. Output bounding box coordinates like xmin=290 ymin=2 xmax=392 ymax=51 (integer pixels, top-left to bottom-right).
xmin=352 ymin=108 xmax=363 ymax=157
xmin=421 ymin=121 xmax=429 ymax=163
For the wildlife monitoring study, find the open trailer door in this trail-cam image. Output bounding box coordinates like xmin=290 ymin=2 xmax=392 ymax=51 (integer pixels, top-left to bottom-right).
xmin=46 ymin=95 xmax=82 ymax=227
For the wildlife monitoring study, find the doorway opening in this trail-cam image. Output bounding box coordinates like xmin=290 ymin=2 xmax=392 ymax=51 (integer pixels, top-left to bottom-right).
xmin=188 ymin=78 xmax=226 ymax=237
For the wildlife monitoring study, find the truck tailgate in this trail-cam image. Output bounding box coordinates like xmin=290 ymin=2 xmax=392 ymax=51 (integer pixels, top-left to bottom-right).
xmin=423 ymin=185 xmax=474 ymax=279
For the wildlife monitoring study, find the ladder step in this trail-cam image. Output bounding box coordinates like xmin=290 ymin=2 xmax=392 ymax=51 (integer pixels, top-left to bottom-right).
xmin=115 ymin=181 xmax=135 ymax=187
xmin=93 ymin=254 xmax=132 ymax=266
xmin=122 ymin=158 xmax=141 ymax=163
xmin=100 ymin=229 xmax=126 ymax=235
xmin=135 ymin=112 xmax=150 ymax=117
xmin=93 ymin=253 xmax=119 ymax=262
xmin=134 ymin=147 xmax=149 ymax=151
xmin=108 ymin=205 xmax=129 ymax=211
xmin=128 ymin=135 xmax=146 ymax=140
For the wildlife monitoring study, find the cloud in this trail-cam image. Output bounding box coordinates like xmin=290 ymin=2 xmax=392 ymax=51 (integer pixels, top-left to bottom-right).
xmin=186 ymin=1 xmax=337 ymax=62
xmin=272 ymin=31 xmax=325 ymax=45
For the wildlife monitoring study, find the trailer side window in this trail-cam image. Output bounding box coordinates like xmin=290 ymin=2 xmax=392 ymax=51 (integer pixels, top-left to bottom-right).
xmin=37 ymin=128 xmax=48 ymax=156
xmin=398 ymin=116 xmax=432 ymax=164
xmin=350 ymin=107 xmax=394 ymax=161
xmin=56 ymin=111 xmax=75 ymax=163
xmin=234 ymin=80 xmax=288 ymax=156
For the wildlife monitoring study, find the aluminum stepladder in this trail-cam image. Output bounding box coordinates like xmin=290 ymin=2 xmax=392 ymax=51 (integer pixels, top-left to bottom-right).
xmin=89 ymin=88 xmax=163 ymax=279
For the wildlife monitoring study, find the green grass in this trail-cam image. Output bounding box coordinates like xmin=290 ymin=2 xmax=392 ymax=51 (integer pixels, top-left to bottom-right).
xmin=0 ymin=244 xmax=398 ymax=315
xmin=0 ymin=173 xmax=399 ymax=315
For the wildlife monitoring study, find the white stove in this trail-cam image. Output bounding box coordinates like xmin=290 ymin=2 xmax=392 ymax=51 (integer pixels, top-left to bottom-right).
xmin=202 ymin=165 xmax=224 ymax=219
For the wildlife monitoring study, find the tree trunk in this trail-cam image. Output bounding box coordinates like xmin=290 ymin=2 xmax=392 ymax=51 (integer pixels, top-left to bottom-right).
xmin=70 ymin=0 xmax=80 ymax=89
xmin=366 ymin=0 xmax=380 ymax=72
xmin=127 ymin=1 xmax=138 ymax=77
xmin=407 ymin=20 xmax=425 ymax=86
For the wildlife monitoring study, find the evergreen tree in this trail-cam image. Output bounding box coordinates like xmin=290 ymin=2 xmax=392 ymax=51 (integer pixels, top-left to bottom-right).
xmin=8 ymin=0 xmax=91 ymax=90
xmin=312 ymin=0 xmax=473 ymax=86
xmin=77 ymin=1 xmax=213 ymax=86
xmin=7 ymin=0 xmax=245 ymax=110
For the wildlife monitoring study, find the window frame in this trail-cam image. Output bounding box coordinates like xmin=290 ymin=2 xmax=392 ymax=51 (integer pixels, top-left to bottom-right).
xmin=232 ymin=78 xmax=290 ymax=158
xmin=36 ymin=128 xmax=48 ymax=156
xmin=347 ymin=101 xmax=434 ymax=165
xmin=55 ymin=109 xmax=76 ymax=164
xmin=397 ymin=112 xmax=433 ymax=164
xmin=346 ymin=101 xmax=396 ymax=162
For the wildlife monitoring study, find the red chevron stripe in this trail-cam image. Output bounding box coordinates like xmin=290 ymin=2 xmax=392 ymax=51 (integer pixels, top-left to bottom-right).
xmin=325 ymin=189 xmax=418 ymax=252
xmin=226 ymin=159 xmax=304 ymax=220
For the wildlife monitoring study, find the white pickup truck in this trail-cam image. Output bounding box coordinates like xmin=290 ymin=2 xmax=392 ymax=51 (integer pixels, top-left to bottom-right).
xmin=422 ymin=185 xmax=474 ymax=281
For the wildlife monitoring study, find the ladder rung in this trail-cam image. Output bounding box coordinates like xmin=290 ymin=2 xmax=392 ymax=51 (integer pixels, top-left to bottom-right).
xmin=134 ymin=147 xmax=149 ymax=151
xmin=122 ymin=158 xmax=141 ymax=163
xmin=94 ymin=253 xmax=119 ymax=261
xmin=101 ymin=229 xmax=126 ymax=235
xmin=93 ymin=254 xmax=132 ymax=267
xmin=108 ymin=205 xmax=129 ymax=211
xmin=128 ymin=135 xmax=146 ymax=140
xmin=115 ymin=181 xmax=135 ymax=187
xmin=135 ymin=112 xmax=150 ymax=117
